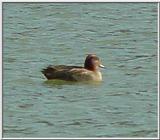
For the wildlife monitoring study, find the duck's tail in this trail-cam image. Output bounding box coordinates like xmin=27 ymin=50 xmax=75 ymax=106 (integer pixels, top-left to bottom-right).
xmin=41 ymin=66 xmax=57 ymax=80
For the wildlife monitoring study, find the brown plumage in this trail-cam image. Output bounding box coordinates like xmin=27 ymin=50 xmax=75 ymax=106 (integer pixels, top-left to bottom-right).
xmin=41 ymin=54 xmax=104 ymax=81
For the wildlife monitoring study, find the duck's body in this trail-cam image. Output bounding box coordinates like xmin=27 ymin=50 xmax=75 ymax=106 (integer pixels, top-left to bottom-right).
xmin=42 ymin=54 xmax=104 ymax=82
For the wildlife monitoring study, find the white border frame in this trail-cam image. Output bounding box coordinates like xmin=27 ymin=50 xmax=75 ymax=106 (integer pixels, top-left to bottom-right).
xmin=0 ymin=0 xmax=160 ymax=2
xmin=0 ymin=1 xmax=159 ymax=139
xmin=157 ymin=2 xmax=159 ymax=139
xmin=0 ymin=0 xmax=2 ymax=139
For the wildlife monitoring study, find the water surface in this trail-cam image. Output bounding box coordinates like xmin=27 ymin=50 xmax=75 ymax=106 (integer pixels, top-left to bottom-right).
xmin=3 ymin=3 xmax=158 ymax=138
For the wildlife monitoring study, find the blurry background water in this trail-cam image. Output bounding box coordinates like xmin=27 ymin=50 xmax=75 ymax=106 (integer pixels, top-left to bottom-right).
xmin=3 ymin=3 xmax=158 ymax=138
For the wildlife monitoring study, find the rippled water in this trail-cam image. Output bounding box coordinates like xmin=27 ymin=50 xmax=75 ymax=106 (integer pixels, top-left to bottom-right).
xmin=3 ymin=3 xmax=158 ymax=138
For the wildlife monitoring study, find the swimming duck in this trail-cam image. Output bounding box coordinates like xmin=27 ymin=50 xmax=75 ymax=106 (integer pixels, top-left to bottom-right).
xmin=41 ymin=54 xmax=104 ymax=82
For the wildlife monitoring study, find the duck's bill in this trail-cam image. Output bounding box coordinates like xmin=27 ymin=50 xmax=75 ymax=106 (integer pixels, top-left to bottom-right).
xmin=99 ymin=64 xmax=105 ymax=68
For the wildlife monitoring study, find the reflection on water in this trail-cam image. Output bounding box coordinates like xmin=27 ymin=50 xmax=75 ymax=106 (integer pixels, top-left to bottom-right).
xmin=44 ymin=79 xmax=102 ymax=87
xmin=3 ymin=3 xmax=157 ymax=138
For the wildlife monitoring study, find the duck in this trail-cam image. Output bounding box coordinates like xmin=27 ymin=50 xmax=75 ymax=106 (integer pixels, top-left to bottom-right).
xmin=41 ymin=54 xmax=105 ymax=82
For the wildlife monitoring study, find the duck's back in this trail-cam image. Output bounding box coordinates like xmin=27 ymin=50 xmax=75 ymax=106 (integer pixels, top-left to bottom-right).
xmin=42 ymin=65 xmax=91 ymax=81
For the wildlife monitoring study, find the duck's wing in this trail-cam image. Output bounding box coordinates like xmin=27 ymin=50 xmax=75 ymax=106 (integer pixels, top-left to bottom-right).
xmin=41 ymin=65 xmax=84 ymax=80
xmin=69 ymin=68 xmax=94 ymax=81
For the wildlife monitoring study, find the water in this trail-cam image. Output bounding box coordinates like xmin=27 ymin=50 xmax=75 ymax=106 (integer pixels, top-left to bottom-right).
xmin=3 ymin=3 xmax=158 ymax=138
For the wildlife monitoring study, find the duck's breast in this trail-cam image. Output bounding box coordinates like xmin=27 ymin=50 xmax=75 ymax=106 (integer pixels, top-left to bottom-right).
xmin=70 ymin=69 xmax=102 ymax=81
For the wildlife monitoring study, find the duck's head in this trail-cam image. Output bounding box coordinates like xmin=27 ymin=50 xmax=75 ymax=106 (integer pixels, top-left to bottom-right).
xmin=84 ymin=54 xmax=105 ymax=71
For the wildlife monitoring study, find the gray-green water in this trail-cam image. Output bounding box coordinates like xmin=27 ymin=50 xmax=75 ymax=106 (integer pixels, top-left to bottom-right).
xmin=3 ymin=3 xmax=158 ymax=138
